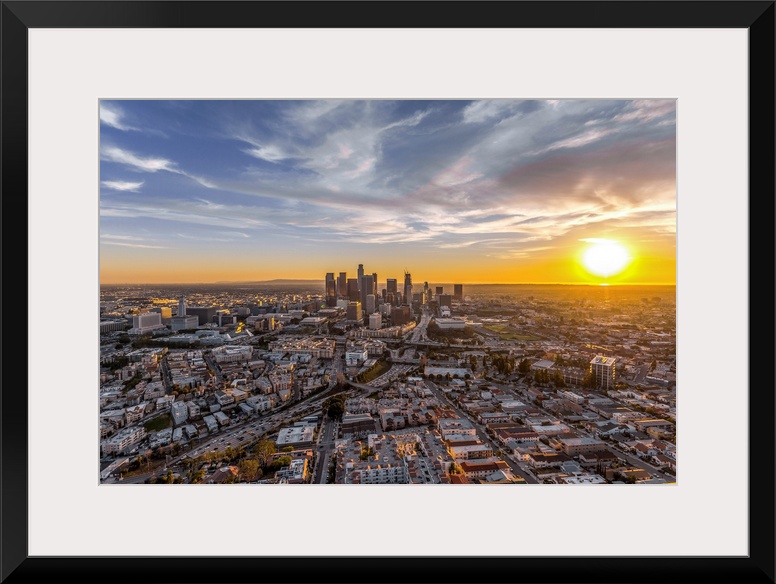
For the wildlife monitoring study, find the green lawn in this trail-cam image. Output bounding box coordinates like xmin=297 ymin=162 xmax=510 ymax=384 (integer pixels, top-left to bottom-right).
xmin=482 ymin=324 xmax=543 ymax=341
xmin=144 ymin=414 xmax=171 ymax=432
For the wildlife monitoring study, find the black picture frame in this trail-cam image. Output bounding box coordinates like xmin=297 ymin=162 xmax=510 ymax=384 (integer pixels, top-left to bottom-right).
xmin=2 ymin=2 xmax=773 ymax=583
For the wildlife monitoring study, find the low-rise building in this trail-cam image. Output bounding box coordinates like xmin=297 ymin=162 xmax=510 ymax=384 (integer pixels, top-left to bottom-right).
xmin=276 ymin=424 xmax=316 ymax=449
xmin=459 ymin=460 xmax=511 ymax=479
xmin=558 ymin=436 xmax=608 ymax=456
xmin=341 ymin=413 xmax=376 ymax=437
xmin=170 ymin=400 xmax=188 ymax=425
xmin=102 ymin=426 xmax=147 ymax=455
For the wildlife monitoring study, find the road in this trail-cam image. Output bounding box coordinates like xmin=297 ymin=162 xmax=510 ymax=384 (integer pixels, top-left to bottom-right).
xmin=424 ymin=380 xmax=539 ymax=484
xmin=202 ymin=350 xmax=224 ymax=383
xmin=489 ymin=381 xmax=673 ymax=482
xmin=312 ymin=415 xmax=340 ymax=484
xmin=408 ymin=306 xmax=432 ymax=343
xmin=160 ymin=355 xmax=173 ymax=392
xmin=159 ymin=370 xmax=351 ymax=477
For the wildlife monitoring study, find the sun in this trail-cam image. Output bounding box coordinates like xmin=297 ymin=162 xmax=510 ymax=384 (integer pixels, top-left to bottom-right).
xmin=581 ymin=239 xmax=631 ymax=278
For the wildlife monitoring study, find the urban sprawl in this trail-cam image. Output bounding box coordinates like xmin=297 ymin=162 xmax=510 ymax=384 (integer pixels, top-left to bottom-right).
xmin=100 ymin=266 xmax=677 ymax=485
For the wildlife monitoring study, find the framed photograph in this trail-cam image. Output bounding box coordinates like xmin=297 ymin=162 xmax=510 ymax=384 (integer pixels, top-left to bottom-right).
xmin=4 ymin=1 xmax=773 ymax=583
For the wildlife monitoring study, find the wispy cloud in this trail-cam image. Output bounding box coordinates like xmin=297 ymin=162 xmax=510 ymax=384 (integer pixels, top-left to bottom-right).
xmin=101 ymin=145 xmax=176 ymax=172
xmin=99 ymin=99 xmax=676 ymax=282
xmin=100 ymin=234 xmax=168 ymax=249
xmin=101 ymin=241 xmax=169 ymax=249
xmin=99 ymin=103 xmax=138 ymax=132
xmin=244 ymin=145 xmax=291 ymax=163
xmin=101 ymin=180 xmax=144 ymax=192
xmin=101 ymin=145 xmax=216 ymax=189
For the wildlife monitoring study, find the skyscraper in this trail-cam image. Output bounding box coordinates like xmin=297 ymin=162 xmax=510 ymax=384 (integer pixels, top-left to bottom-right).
xmin=347 ymin=278 xmax=360 ymax=302
xmin=178 ymin=297 xmax=186 ymax=317
xmin=347 ymin=301 xmax=362 ymax=322
xmin=454 ymin=284 xmax=463 ymax=301
xmin=392 ymin=305 xmax=411 ymax=326
xmin=366 ymin=294 xmax=376 ymax=315
xmin=325 ymin=273 xmax=337 ymax=307
xmin=386 ymin=278 xmax=398 ymax=306
xmin=360 ymin=274 xmax=374 ymax=311
xmin=338 ymin=272 xmax=347 ymax=298
xmin=372 ymin=272 xmax=378 ymax=296
xmin=436 ymin=286 xmax=443 ymax=296
xmin=403 ymin=271 xmax=412 ymax=306
xmin=357 ymin=263 xmax=365 ymax=282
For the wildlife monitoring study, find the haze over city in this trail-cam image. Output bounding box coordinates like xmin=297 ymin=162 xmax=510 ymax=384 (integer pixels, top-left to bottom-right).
xmin=99 ymin=99 xmax=676 ymax=286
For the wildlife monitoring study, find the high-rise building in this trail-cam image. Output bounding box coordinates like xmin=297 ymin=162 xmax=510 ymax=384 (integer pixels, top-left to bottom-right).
xmin=347 ymin=301 xmax=362 ymax=322
xmin=436 ymin=286 xmax=444 ymax=295
xmin=338 ymin=272 xmax=347 ymax=298
xmin=357 ymin=264 xmax=365 ymax=283
xmin=150 ymin=306 xmax=172 ymax=319
xmin=439 ymin=294 xmax=452 ymax=309
xmin=369 ymin=312 xmax=382 ymax=330
xmin=372 ymin=273 xmax=378 ymax=296
xmin=132 ymin=312 xmax=164 ymax=334
xmin=366 ymin=294 xmax=376 ymax=315
xmin=454 ymin=284 xmax=463 ymax=301
xmin=590 ymin=356 xmax=617 ymax=391
xmin=347 ymin=278 xmax=360 ymax=302
xmin=403 ymin=271 xmax=412 ymax=306
xmin=177 ymin=297 xmax=186 ymax=317
xmin=325 ymin=273 xmax=337 ymax=307
xmin=170 ymin=315 xmax=199 ymax=331
xmin=187 ymin=306 xmax=216 ymax=326
xmin=386 ymin=279 xmax=397 ymax=305
xmin=360 ymin=274 xmax=374 ymax=310
xmin=392 ymin=305 xmax=411 ymax=326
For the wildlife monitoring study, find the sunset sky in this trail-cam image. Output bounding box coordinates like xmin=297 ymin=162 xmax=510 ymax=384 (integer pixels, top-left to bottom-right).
xmin=99 ymin=99 xmax=676 ymax=285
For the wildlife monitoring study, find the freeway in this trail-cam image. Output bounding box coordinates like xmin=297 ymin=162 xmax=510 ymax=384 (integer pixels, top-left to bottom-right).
xmin=160 ymin=375 xmax=350 ymax=476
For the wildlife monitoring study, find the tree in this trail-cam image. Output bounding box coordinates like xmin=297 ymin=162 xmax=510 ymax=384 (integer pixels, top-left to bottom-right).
xmin=253 ymin=439 xmax=276 ymax=468
xmin=323 ymin=395 xmax=345 ymax=420
xmin=189 ymin=469 xmax=206 ymax=484
xmin=238 ymin=459 xmax=261 ymax=482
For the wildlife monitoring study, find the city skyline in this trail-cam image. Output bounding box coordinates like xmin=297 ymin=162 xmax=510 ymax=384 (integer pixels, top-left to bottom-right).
xmin=100 ymin=99 xmax=676 ymax=285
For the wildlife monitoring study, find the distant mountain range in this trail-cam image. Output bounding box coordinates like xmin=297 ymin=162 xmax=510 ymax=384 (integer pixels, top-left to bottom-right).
xmin=213 ymin=279 xmax=322 ymax=286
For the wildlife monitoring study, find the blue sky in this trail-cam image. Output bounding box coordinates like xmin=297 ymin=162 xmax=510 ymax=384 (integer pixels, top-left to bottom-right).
xmin=99 ymin=99 xmax=676 ymax=284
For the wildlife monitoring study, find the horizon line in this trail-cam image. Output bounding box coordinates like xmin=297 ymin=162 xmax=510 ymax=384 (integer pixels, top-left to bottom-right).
xmin=100 ymin=280 xmax=677 ymax=287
